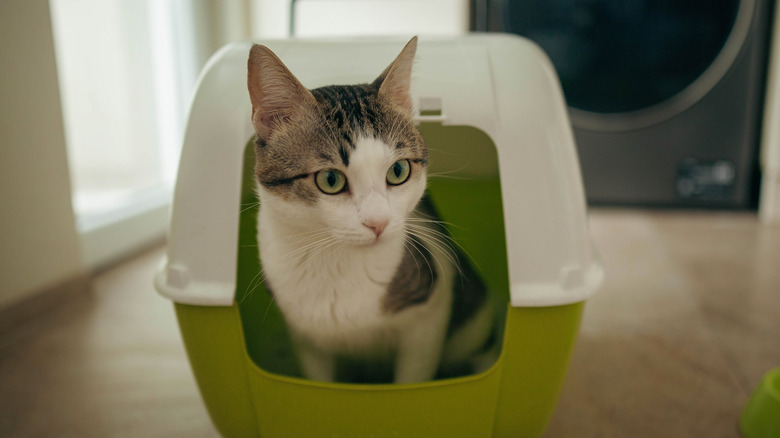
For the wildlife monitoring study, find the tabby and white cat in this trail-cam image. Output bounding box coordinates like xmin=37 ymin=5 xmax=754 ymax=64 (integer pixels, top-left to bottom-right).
xmin=247 ymin=37 xmax=495 ymax=383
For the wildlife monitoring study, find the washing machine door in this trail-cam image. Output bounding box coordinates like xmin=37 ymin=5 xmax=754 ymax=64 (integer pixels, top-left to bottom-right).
xmin=496 ymin=0 xmax=767 ymax=208
xmin=501 ymin=0 xmax=751 ymax=131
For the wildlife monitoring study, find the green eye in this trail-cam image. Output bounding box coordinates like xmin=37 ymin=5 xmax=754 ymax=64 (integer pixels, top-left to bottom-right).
xmin=315 ymin=169 xmax=347 ymax=194
xmin=386 ymin=159 xmax=411 ymax=185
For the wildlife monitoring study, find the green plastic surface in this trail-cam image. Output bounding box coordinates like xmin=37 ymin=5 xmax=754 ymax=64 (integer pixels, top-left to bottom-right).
xmin=740 ymin=368 xmax=780 ymax=438
xmin=173 ymin=124 xmax=586 ymax=437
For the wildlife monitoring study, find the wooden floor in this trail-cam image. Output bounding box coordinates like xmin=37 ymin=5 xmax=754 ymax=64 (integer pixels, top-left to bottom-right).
xmin=1 ymin=209 xmax=778 ymax=437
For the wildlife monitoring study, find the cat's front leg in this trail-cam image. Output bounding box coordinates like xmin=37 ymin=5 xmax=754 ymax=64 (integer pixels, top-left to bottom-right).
xmin=394 ymin=341 xmax=441 ymax=383
xmin=393 ymin=301 xmax=450 ymax=384
xmin=394 ymin=324 xmax=447 ymax=383
xmin=296 ymin=340 xmax=336 ymax=382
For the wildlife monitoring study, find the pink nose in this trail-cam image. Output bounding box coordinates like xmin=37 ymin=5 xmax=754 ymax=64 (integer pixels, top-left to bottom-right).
xmin=363 ymin=220 xmax=388 ymax=238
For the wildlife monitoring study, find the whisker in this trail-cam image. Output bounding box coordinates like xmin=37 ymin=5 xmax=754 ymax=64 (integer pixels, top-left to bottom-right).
xmin=272 ymin=229 xmax=334 ymax=256
xmin=405 ymin=220 xmax=479 ymax=269
xmin=261 ymin=294 xmax=276 ymax=325
xmin=283 ymin=236 xmax=337 ymax=265
xmin=241 ymin=267 xmax=267 ymax=302
xmin=426 ymin=165 xmax=474 ymax=181
xmin=405 ymin=232 xmax=435 ymax=280
xmin=424 ymin=147 xmax=459 ymax=156
xmin=427 ymin=173 xmax=474 ymax=181
xmin=405 ymin=216 xmax=466 ymax=230
xmin=405 ymin=224 xmax=469 ymax=278
xmin=401 ymin=232 xmax=424 ymax=273
xmin=301 ymin=236 xmax=342 ymax=264
xmin=409 ymin=227 xmax=459 ymax=264
xmin=402 ymin=235 xmax=422 ymax=277
xmin=412 ymin=229 xmax=461 ymax=277
xmin=281 ymin=228 xmax=333 ymax=241
xmin=245 ymin=232 xmax=342 ymax=301
xmin=420 ymin=238 xmax=446 ymax=279
xmin=240 ymin=202 xmax=260 ymax=213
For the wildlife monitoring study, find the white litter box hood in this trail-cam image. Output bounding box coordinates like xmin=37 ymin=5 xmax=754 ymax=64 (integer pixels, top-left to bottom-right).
xmin=155 ymin=35 xmax=604 ymax=307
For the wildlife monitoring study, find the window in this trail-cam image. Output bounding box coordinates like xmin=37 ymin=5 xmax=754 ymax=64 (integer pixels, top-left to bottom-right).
xmin=50 ymin=0 xmax=200 ymax=267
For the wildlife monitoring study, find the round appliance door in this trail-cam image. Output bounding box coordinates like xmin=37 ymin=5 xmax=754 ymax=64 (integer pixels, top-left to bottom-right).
xmin=500 ymin=0 xmax=753 ymax=131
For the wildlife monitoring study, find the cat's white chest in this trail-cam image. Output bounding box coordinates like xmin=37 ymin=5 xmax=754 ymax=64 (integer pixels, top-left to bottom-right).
xmin=258 ymin=222 xmax=403 ymax=353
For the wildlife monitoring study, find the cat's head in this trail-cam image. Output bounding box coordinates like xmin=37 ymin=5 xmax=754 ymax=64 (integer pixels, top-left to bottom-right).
xmin=247 ymin=38 xmax=426 ymax=246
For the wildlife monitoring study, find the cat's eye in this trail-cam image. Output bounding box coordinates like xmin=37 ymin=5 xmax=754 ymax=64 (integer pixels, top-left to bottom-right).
xmin=315 ymin=169 xmax=347 ymax=194
xmin=386 ymin=160 xmax=411 ymax=186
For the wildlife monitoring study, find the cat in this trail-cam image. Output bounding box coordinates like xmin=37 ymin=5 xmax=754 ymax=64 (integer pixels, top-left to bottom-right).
xmin=246 ymin=37 xmax=496 ymax=383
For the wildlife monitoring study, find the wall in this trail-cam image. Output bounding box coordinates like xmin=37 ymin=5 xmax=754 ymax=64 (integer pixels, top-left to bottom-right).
xmin=0 ymin=0 xmax=85 ymax=308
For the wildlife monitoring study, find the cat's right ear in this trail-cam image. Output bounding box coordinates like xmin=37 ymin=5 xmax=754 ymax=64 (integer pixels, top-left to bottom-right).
xmin=247 ymin=45 xmax=316 ymax=140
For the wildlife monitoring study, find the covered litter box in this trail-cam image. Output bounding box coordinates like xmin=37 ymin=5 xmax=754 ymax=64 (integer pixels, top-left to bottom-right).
xmin=155 ymin=35 xmax=603 ymax=438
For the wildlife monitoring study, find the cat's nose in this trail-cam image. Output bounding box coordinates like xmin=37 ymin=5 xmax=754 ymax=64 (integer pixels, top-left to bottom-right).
xmin=363 ymin=219 xmax=388 ymax=238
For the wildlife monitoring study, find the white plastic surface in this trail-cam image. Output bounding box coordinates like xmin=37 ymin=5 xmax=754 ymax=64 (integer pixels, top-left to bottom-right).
xmin=760 ymin=2 xmax=780 ymax=223
xmin=154 ymin=35 xmax=604 ymax=307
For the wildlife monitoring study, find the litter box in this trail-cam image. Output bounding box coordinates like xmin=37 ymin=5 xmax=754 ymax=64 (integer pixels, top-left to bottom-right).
xmin=155 ymin=35 xmax=604 ymax=438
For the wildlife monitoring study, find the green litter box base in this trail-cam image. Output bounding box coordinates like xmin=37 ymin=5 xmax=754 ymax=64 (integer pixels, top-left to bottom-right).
xmin=175 ymin=301 xmax=583 ymax=438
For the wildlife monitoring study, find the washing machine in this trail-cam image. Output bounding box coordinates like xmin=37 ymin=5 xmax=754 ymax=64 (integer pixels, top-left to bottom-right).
xmin=482 ymin=0 xmax=774 ymax=208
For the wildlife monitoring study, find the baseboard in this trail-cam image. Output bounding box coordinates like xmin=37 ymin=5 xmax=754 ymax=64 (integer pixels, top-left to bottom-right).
xmin=0 ymin=274 xmax=92 ymax=350
xmin=79 ymin=190 xmax=170 ymax=272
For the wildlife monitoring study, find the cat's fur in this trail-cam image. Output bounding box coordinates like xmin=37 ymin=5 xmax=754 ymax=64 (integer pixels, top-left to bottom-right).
xmin=247 ymin=37 xmax=494 ymax=383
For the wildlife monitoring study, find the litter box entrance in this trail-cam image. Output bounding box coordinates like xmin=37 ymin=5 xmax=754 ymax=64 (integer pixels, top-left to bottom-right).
xmin=234 ymin=123 xmax=509 ymax=383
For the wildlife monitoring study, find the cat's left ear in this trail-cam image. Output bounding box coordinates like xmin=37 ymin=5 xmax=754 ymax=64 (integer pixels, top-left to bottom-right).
xmin=374 ymin=36 xmax=417 ymax=114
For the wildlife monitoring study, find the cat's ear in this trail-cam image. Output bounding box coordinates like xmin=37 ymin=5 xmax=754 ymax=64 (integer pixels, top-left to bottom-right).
xmin=374 ymin=36 xmax=417 ymax=114
xmin=247 ymin=44 xmax=316 ymax=140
